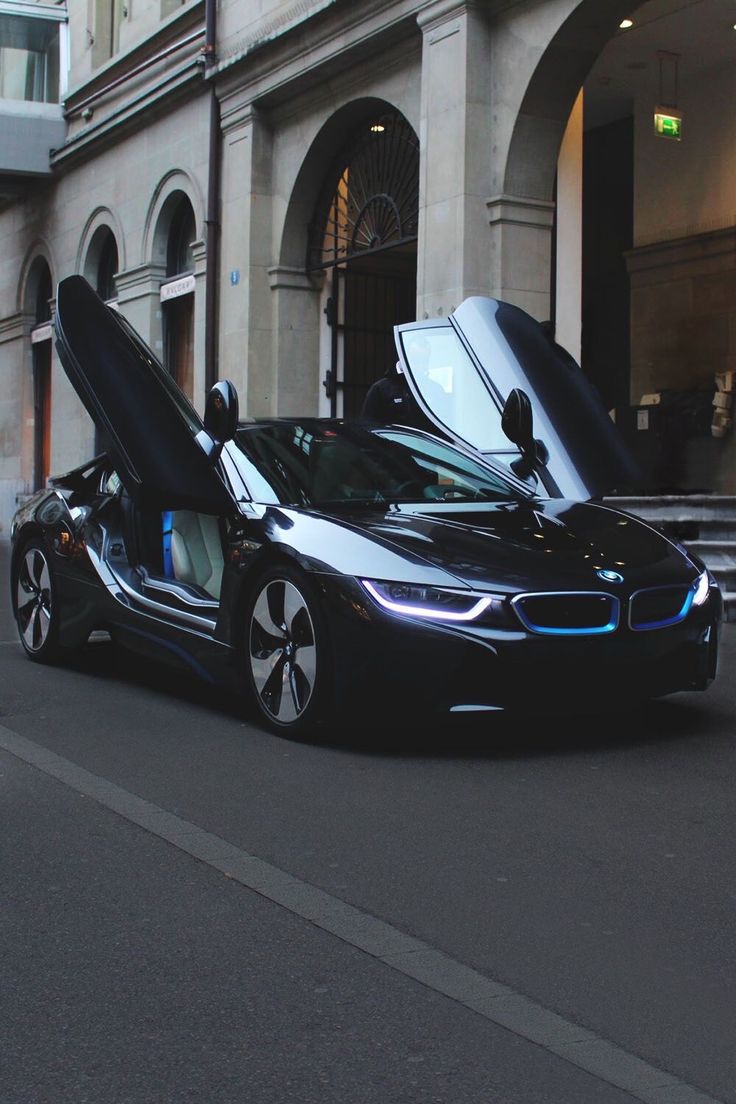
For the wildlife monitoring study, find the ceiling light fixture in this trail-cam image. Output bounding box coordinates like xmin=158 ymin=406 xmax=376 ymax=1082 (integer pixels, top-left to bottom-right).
xmin=620 ymin=18 xmax=634 ymax=29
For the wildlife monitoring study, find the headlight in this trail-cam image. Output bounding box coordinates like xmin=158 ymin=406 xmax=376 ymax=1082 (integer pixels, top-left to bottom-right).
xmin=692 ymin=569 xmax=711 ymax=607
xmin=360 ymin=579 xmax=502 ymax=622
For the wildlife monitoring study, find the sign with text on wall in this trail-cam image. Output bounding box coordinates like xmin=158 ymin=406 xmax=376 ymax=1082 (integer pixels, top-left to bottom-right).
xmin=653 ymin=108 xmax=682 ymax=141
xmin=160 ymin=274 xmax=195 ymax=302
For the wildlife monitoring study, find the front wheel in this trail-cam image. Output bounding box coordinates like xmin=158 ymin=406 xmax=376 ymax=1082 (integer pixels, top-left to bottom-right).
xmin=12 ymin=538 xmax=66 ymax=663
xmin=243 ymin=565 xmax=332 ymax=738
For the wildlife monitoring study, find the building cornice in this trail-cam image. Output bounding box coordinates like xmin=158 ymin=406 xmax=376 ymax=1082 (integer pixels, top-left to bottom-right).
xmin=0 ymin=312 xmax=30 ymax=345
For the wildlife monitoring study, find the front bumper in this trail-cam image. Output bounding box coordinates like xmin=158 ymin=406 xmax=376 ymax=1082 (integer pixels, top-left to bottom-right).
xmin=319 ymin=575 xmax=721 ymax=718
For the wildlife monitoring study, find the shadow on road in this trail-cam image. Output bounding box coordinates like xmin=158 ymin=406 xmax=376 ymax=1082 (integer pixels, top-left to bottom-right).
xmin=52 ymin=634 xmax=727 ymax=763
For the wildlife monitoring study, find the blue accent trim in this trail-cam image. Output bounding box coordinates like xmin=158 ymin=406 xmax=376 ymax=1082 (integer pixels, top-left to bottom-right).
xmin=511 ymin=593 xmax=620 ymax=636
xmin=630 ymin=587 xmax=694 ymax=631
xmin=517 ymin=617 xmax=619 ymax=636
xmin=121 ymin=623 xmax=215 ymax=683
xmin=162 ymin=510 xmax=174 ymax=578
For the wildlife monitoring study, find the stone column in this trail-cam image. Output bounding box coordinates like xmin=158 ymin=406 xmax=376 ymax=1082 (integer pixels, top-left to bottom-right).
xmin=416 ymin=0 xmax=493 ymax=320
xmin=267 ymin=266 xmax=323 ymax=416
xmin=191 ymin=238 xmax=207 ymax=413
xmin=115 ymin=262 xmax=167 ymax=361
xmin=554 ymin=90 xmax=583 ymax=359
xmin=219 ymin=98 xmax=275 ymax=416
xmin=0 ymin=311 xmax=35 ymax=526
xmin=486 ymin=195 xmax=555 ymax=321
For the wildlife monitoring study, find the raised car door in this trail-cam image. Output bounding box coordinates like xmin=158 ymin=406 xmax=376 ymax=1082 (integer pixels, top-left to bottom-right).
xmin=54 ymin=275 xmax=233 ymax=515
xmin=395 ymin=297 xmax=640 ymax=500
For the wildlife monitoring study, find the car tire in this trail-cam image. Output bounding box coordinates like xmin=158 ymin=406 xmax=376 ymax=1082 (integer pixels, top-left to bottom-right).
xmin=12 ymin=537 xmax=66 ymax=664
xmin=244 ymin=564 xmax=332 ymax=738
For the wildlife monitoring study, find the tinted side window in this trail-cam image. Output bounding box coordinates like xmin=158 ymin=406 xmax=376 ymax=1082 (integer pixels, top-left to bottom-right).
xmin=398 ymin=327 xmax=514 ymax=453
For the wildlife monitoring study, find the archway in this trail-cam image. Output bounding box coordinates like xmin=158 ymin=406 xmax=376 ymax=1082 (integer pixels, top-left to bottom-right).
xmin=307 ymin=106 xmax=419 ymax=418
xmin=501 ymin=0 xmax=733 ymax=491
xmin=155 ymin=191 xmax=196 ymax=399
xmin=25 ymin=258 xmax=53 ymax=490
xmin=578 ymin=0 xmax=736 ymax=490
xmin=82 ymin=223 xmax=120 ymax=303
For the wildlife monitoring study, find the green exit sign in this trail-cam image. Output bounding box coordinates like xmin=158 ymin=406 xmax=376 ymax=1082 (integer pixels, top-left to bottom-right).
xmin=654 ymin=110 xmax=682 ymax=141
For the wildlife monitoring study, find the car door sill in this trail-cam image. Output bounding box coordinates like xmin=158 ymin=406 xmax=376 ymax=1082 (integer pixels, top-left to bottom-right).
xmin=87 ymin=549 xmax=217 ymax=635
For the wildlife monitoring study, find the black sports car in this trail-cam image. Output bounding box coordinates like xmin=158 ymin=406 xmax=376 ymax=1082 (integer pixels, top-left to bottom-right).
xmin=9 ymin=276 xmax=721 ymax=737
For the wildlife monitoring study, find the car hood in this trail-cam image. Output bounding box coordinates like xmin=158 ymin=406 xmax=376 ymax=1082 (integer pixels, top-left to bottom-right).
xmin=313 ymin=498 xmax=698 ymax=593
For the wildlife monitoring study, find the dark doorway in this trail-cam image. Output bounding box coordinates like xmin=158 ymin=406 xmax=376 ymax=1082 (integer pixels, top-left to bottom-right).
xmin=163 ymin=197 xmax=195 ymax=398
xmin=329 ymin=250 xmax=417 ymax=418
xmin=93 ymin=229 xmax=119 ymax=455
xmin=32 ymin=341 xmax=51 ymax=490
xmin=309 ymin=108 xmax=419 ymax=417
xmin=582 ymin=115 xmax=634 ymax=412
xmin=32 ymin=264 xmax=52 ymax=490
xmin=164 ymin=293 xmax=194 ymax=398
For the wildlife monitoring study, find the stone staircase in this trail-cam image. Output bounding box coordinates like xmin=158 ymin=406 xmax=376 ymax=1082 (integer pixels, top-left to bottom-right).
xmin=603 ymin=494 xmax=736 ymax=621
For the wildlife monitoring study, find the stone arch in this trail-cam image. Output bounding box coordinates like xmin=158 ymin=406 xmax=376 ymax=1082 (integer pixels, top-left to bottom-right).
xmin=502 ymin=1 xmax=633 ymax=201
xmin=78 ymin=208 xmax=125 ymax=297
xmin=18 ymin=242 xmax=55 ymax=317
xmin=143 ymin=169 xmax=204 ymax=267
xmin=482 ymin=0 xmax=636 ymax=326
xmin=17 ymin=250 xmax=55 ymax=490
xmin=279 ymin=97 xmax=413 ymax=271
xmin=273 ymin=98 xmax=420 ymax=420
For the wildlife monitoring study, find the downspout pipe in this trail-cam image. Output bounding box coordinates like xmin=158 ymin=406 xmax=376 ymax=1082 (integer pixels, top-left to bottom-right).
xmin=204 ymin=0 xmax=220 ymax=397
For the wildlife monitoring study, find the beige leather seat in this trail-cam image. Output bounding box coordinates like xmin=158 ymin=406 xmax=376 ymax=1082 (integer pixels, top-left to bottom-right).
xmin=169 ymin=511 xmax=224 ymax=599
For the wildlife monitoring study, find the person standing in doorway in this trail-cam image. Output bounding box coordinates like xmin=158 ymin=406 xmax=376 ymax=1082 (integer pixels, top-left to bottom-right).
xmin=360 ymin=360 xmax=415 ymax=423
xmin=360 ymin=334 xmax=440 ymax=428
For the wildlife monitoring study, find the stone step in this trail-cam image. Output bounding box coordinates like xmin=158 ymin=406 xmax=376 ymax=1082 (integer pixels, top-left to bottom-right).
xmin=719 ymin=593 xmax=736 ymax=622
xmin=606 ymin=493 xmax=736 ymax=519
xmin=603 ymin=496 xmax=736 ymax=621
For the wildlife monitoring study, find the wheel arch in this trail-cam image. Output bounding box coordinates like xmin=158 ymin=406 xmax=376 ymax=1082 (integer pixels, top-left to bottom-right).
xmin=10 ymin=522 xmax=45 ymax=575
xmin=226 ymin=543 xmax=316 ymax=651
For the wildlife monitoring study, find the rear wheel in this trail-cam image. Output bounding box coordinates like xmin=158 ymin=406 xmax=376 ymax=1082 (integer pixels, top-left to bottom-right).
xmin=12 ymin=538 xmax=65 ymax=663
xmin=244 ymin=565 xmax=331 ymax=738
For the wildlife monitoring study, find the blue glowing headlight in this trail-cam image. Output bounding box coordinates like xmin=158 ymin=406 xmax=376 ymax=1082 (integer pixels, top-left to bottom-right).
xmin=360 ymin=579 xmax=498 ymax=622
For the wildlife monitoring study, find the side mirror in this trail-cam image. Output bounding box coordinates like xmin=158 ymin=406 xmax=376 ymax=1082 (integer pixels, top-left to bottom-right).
xmin=501 ymin=387 xmax=535 ymax=453
xmin=502 ymin=388 xmax=548 ymax=482
xmin=204 ymin=380 xmax=239 ymax=444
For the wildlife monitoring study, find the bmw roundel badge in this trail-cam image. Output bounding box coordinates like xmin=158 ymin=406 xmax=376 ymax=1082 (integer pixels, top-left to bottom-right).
xmin=597 ymin=569 xmax=624 ymax=583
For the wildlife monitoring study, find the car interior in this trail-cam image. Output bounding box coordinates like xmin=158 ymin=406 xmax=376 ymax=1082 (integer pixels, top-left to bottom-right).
xmin=164 ymin=510 xmax=224 ymax=599
xmin=106 ymin=470 xmax=225 ymax=603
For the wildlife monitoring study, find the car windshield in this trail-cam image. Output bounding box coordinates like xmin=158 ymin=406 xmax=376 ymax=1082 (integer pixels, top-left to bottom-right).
xmin=231 ymin=421 xmax=534 ymax=507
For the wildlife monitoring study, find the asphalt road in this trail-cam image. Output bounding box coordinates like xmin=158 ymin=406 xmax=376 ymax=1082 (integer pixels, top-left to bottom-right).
xmin=1 ymin=539 xmax=734 ymax=1104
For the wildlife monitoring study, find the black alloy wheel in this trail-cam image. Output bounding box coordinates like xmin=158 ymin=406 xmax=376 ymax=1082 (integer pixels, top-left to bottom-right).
xmin=245 ymin=565 xmax=331 ymax=737
xmin=12 ymin=538 xmax=65 ymax=663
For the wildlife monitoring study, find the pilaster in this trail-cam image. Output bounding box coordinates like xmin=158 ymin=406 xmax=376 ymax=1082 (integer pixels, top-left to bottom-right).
xmin=486 ymin=194 xmax=555 ymax=319
xmin=416 ymin=1 xmax=492 ymax=318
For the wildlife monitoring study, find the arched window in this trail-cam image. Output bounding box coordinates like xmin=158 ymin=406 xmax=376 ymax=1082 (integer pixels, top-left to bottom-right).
xmin=167 ymin=198 xmax=195 ymax=277
xmin=308 ymin=110 xmax=419 ymax=271
xmin=96 ymin=231 xmax=118 ymax=301
xmin=306 ymin=108 xmax=419 ymax=418
xmin=30 ymin=261 xmax=53 ymax=488
xmin=35 ymin=265 xmax=51 ymax=322
xmin=162 ymin=196 xmax=196 ymax=397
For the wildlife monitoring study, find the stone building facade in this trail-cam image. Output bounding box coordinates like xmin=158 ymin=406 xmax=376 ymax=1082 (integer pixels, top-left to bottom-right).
xmin=2 ymin=0 xmax=736 ymax=533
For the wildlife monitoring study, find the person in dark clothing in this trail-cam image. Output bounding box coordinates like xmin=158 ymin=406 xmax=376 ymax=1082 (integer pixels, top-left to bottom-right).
xmin=360 ymin=361 xmax=417 ymax=423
